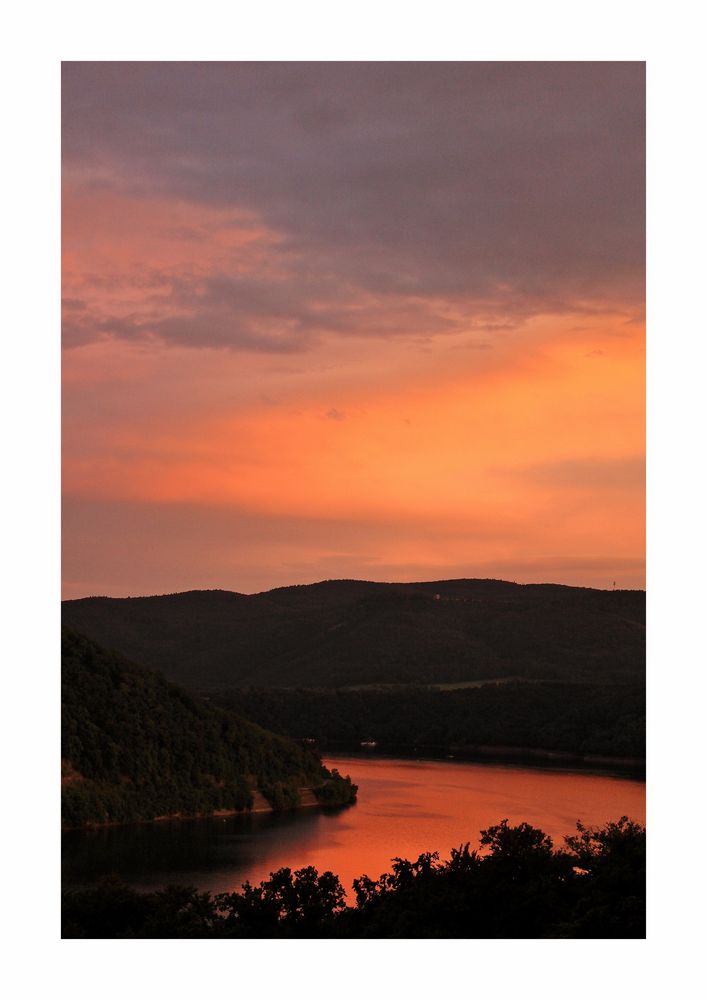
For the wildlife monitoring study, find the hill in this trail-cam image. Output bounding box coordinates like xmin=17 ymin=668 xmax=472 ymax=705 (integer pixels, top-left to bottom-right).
xmin=61 ymin=628 xmax=356 ymax=828
xmin=62 ymin=579 xmax=645 ymax=691
xmin=216 ymin=681 xmax=645 ymax=761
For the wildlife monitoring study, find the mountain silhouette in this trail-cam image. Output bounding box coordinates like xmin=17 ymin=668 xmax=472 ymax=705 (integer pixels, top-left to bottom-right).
xmin=62 ymin=578 xmax=645 ymax=691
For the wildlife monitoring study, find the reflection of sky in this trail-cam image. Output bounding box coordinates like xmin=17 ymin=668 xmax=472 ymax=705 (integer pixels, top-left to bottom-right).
xmin=62 ymin=63 xmax=645 ymax=599
xmin=63 ymin=757 xmax=646 ymax=897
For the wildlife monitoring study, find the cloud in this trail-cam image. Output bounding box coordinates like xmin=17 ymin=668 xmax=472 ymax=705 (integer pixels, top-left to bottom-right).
xmin=519 ymin=456 xmax=645 ymax=492
xmin=62 ymin=62 xmax=645 ymax=353
xmin=60 ymin=65 xmax=645 ymax=599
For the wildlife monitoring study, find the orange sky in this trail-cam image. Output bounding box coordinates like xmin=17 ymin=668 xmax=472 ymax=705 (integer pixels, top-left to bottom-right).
xmin=62 ymin=63 xmax=644 ymax=598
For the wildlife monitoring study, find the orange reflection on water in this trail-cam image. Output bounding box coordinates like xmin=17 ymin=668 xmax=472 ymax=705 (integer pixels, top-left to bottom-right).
xmin=63 ymin=756 xmax=645 ymax=898
xmin=220 ymin=755 xmax=646 ymax=896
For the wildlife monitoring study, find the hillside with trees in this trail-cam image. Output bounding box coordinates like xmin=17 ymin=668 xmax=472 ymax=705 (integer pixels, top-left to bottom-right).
xmin=61 ymin=629 xmax=356 ymax=828
xmin=62 ymin=579 xmax=645 ymax=691
xmin=215 ymin=680 xmax=645 ymax=762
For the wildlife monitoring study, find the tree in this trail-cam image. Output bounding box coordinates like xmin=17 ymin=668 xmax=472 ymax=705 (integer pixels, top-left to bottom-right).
xmin=559 ymin=817 xmax=646 ymax=937
xmin=215 ymin=866 xmax=346 ymax=936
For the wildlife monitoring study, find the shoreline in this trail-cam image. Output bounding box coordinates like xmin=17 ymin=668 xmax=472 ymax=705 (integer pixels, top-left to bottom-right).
xmin=62 ymin=786 xmax=335 ymax=833
xmin=322 ymin=744 xmax=645 ymax=780
xmin=62 ymin=748 xmax=645 ymax=835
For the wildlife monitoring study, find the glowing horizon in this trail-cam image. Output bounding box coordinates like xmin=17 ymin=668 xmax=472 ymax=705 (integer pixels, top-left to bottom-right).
xmin=62 ymin=62 xmax=645 ymax=600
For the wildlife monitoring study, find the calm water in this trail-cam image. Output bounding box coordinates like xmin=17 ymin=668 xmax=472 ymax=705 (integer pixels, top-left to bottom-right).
xmin=62 ymin=755 xmax=646 ymax=896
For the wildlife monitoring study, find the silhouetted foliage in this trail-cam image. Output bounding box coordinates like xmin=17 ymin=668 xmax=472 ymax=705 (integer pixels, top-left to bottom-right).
xmin=61 ymin=628 xmax=356 ymax=827
xmin=215 ymin=866 xmax=346 ymax=936
xmin=62 ymin=817 xmax=645 ymax=938
xmin=314 ymin=768 xmax=358 ymax=805
xmin=558 ymin=817 xmax=646 ymax=937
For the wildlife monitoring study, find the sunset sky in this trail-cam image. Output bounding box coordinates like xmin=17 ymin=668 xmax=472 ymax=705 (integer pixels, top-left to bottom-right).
xmin=61 ymin=62 xmax=645 ymax=599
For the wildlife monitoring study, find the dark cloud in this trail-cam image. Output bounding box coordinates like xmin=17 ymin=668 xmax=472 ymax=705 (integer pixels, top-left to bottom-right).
xmin=519 ymin=456 xmax=645 ymax=491
xmin=63 ymin=62 xmax=644 ymax=351
xmin=467 ymin=555 xmax=645 ymax=589
xmin=64 ymin=254 xmax=471 ymax=351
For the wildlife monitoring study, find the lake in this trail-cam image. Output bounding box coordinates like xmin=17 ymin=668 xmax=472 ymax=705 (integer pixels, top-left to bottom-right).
xmin=62 ymin=754 xmax=646 ymax=897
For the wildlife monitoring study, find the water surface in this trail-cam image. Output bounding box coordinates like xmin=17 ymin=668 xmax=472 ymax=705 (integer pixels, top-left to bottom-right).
xmin=62 ymin=755 xmax=645 ymax=896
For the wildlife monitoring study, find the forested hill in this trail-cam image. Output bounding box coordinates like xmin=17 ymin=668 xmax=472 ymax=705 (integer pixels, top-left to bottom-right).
xmin=62 ymin=579 xmax=645 ymax=691
xmin=61 ymin=629 xmax=356 ymax=828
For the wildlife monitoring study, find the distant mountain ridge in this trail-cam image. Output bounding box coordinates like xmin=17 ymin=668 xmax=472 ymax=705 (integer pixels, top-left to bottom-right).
xmin=62 ymin=578 xmax=645 ymax=691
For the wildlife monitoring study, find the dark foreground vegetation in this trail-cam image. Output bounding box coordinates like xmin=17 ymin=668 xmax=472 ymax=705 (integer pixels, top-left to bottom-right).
xmin=62 ymin=816 xmax=645 ymax=938
xmin=62 ymin=629 xmax=356 ymax=828
xmin=62 ymin=579 xmax=645 ymax=690
xmin=216 ymin=682 xmax=645 ymax=760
